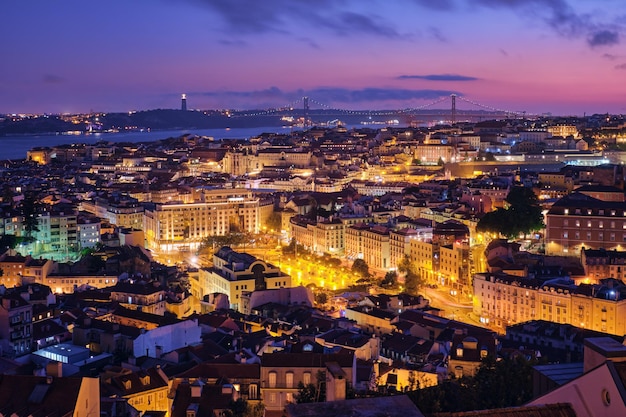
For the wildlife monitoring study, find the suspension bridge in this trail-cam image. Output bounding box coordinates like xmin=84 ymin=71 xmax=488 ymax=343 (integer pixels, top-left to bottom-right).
xmin=231 ymin=94 xmax=528 ymax=125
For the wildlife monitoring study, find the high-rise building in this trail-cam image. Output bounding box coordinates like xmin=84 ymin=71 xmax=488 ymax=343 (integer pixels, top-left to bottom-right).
xmin=181 ymin=93 xmax=187 ymax=111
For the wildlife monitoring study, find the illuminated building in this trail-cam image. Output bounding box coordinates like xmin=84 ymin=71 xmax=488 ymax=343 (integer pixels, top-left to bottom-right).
xmin=345 ymin=224 xmax=390 ymax=270
xmin=547 ymin=124 xmax=578 ymax=138
xmin=221 ymin=149 xmax=312 ymax=176
xmin=546 ymin=193 xmax=626 ymax=255
xmin=0 ymin=293 xmax=33 ymax=356
xmin=473 ymin=272 xmax=626 ymax=335
xmin=198 ymin=247 xmax=292 ymax=312
xmin=80 ymin=196 xmax=144 ymax=229
xmin=26 ymin=148 xmax=52 ymax=165
xmin=289 ymin=215 xmax=344 ymax=255
xmin=413 ymin=144 xmax=455 ymax=164
xmin=35 ymin=209 xmax=78 ymax=254
xmin=77 ymin=214 xmax=101 ymax=249
xmin=102 ymin=367 xmax=170 ymax=415
xmin=582 ymin=248 xmax=626 ymax=283
xmin=110 ymin=281 xmax=167 ymax=316
xmin=143 ymin=189 xmax=260 ymax=253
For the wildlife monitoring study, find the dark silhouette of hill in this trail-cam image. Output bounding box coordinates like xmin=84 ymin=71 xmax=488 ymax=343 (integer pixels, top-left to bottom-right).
xmin=0 ymin=109 xmax=288 ymax=135
xmin=102 ymin=109 xmax=286 ymax=130
xmin=0 ymin=116 xmax=76 ymax=135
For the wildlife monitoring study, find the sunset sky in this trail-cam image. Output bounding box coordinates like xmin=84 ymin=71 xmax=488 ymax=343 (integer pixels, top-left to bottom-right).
xmin=2 ymin=0 xmax=625 ymax=115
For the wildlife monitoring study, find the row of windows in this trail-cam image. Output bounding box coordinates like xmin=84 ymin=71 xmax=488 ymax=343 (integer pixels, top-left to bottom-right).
xmin=562 ymin=231 xmax=626 ymax=241
xmin=563 ymin=220 xmax=626 ymax=228
xmin=562 ymin=209 xmax=626 ymax=216
xmin=268 ymin=371 xmax=311 ymax=388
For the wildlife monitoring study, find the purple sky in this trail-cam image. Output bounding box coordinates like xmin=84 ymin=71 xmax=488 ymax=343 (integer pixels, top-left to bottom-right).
xmin=2 ymin=0 xmax=625 ymax=115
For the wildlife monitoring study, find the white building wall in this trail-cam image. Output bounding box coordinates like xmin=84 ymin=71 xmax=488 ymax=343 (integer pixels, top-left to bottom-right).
xmin=529 ymin=363 xmax=626 ymax=417
xmin=74 ymin=376 xmax=101 ymax=417
xmin=132 ymin=319 xmax=202 ymax=358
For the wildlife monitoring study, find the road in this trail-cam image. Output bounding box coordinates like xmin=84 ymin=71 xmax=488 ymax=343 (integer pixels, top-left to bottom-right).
xmin=422 ymin=286 xmax=486 ymax=328
xmin=193 ymin=243 xmax=489 ymax=329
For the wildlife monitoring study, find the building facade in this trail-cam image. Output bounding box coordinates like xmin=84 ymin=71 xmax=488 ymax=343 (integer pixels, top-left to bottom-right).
xmin=143 ymin=189 xmax=260 ymax=253
xmin=546 ymin=193 xmax=626 ymax=256
xmin=473 ymin=272 xmax=626 ymax=335
xmin=198 ymin=247 xmax=292 ymax=312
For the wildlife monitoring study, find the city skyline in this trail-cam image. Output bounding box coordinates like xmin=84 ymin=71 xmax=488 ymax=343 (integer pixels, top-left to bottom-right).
xmin=2 ymin=0 xmax=626 ymax=115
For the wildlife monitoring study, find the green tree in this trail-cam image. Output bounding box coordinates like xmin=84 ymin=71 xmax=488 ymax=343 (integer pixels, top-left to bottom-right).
xmin=200 ymin=232 xmax=252 ymax=252
xmin=477 ymin=186 xmax=544 ymax=239
xmin=351 ymin=259 xmax=370 ymax=278
xmin=382 ymin=270 xmax=397 ymax=287
xmin=398 ymin=255 xmax=421 ymax=295
xmin=472 ymin=354 xmax=535 ymax=409
xmin=265 ymin=210 xmax=282 ymax=232
xmin=21 ymin=193 xmax=40 ymax=238
xmin=406 ymin=355 xmax=536 ymax=414
xmin=1 ymin=186 xmax=14 ymax=206
xmin=315 ymin=291 xmax=328 ymax=305
xmin=223 ymin=399 xmax=264 ymax=417
xmin=296 ymin=371 xmax=326 ymax=403
xmin=0 ymin=235 xmax=18 ymax=250
xmin=282 ymin=238 xmax=297 ymax=255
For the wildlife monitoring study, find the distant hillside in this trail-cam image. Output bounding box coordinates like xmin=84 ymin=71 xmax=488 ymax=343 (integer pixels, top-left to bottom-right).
xmin=0 ymin=116 xmax=77 ymax=135
xmin=101 ymin=109 xmax=288 ymax=130
xmin=0 ymin=109 xmax=289 ymax=135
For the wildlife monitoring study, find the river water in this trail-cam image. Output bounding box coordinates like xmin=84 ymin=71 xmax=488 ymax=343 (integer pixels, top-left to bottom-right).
xmin=0 ymin=125 xmax=334 ymax=160
xmin=0 ymin=122 xmax=399 ymax=160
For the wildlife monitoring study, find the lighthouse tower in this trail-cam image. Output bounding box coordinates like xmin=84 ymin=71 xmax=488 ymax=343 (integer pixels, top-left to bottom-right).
xmin=181 ymin=94 xmax=187 ymax=111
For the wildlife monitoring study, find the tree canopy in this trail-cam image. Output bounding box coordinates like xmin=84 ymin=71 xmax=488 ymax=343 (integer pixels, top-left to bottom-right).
xmin=21 ymin=192 xmax=41 ymax=238
xmin=407 ymin=355 xmax=535 ymax=414
xmin=296 ymin=371 xmax=326 ymax=403
xmin=476 ymin=186 xmax=544 ymax=239
xmin=382 ymin=270 xmax=397 ymax=287
xmin=200 ymin=232 xmax=252 ymax=252
xmin=223 ymin=399 xmax=264 ymax=417
xmin=398 ymin=255 xmax=422 ymax=295
xmin=351 ymin=259 xmax=370 ymax=278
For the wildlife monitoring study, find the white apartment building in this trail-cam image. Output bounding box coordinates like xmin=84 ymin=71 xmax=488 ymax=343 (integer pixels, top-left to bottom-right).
xmin=77 ymin=216 xmax=101 ymax=249
xmin=36 ymin=210 xmax=78 ymax=254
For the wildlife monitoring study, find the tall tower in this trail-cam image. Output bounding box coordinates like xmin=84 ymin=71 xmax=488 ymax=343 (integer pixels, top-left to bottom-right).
xmin=181 ymin=94 xmax=187 ymax=111
xmin=450 ymin=94 xmax=456 ymax=124
xmin=303 ymin=96 xmax=309 ymax=126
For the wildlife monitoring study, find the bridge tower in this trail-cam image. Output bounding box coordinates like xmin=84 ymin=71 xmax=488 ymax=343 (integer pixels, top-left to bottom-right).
xmin=303 ymin=96 xmax=310 ymax=125
xmin=450 ymin=94 xmax=456 ymax=124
